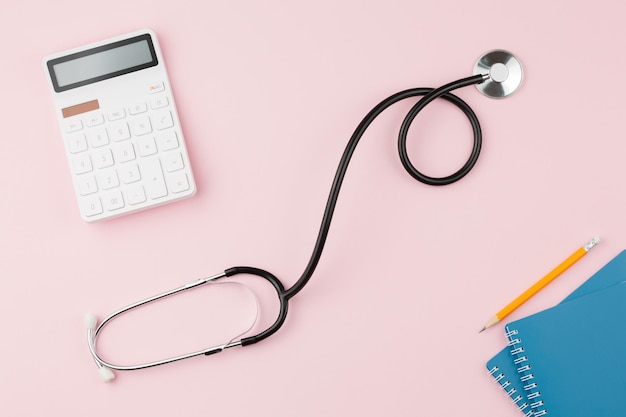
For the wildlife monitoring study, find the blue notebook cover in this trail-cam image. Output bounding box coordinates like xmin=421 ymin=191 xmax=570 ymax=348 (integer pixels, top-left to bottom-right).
xmin=505 ymin=280 xmax=626 ymax=417
xmin=486 ymin=250 xmax=626 ymax=415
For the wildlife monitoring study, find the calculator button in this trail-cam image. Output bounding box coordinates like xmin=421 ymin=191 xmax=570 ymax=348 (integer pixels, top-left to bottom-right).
xmin=162 ymin=152 xmax=184 ymax=172
xmin=87 ymin=128 xmax=109 ymax=148
xmin=85 ymin=114 xmax=105 ymax=127
xmin=108 ymin=109 xmax=126 ymax=121
xmin=114 ymin=142 xmax=136 ymax=162
xmin=94 ymin=149 xmax=114 ymax=169
xmin=147 ymin=82 xmax=165 ymax=94
xmin=102 ymin=190 xmax=125 ymax=211
xmin=119 ymin=163 xmax=141 ymax=184
xmin=152 ymin=110 xmax=174 ymax=131
xmin=81 ymin=196 xmax=103 ymax=217
xmin=64 ymin=120 xmax=83 ymax=133
xmin=72 ymin=154 xmax=93 ymax=174
xmin=129 ymin=102 xmax=148 ymax=115
xmin=156 ymin=131 xmax=179 ymax=151
xmin=169 ymin=172 xmax=190 ymax=194
xmin=126 ymin=185 xmax=147 ymax=205
xmin=150 ymin=96 xmax=169 ymax=109
xmin=98 ymin=169 xmax=120 ymax=190
xmin=108 ymin=122 xmax=131 ymax=142
xmin=77 ymin=176 xmax=98 ymax=196
xmin=137 ymin=136 xmax=157 ymax=157
xmin=130 ymin=117 xmax=152 ymax=136
xmin=68 ymin=133 xmax=88 ymax=154
xmin=141 ymin=158 xmax=168 ymax=199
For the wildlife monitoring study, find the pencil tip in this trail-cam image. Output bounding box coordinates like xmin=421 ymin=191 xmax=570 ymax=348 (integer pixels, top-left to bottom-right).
xmin=479 ymin=327 xmax=486 ymax=334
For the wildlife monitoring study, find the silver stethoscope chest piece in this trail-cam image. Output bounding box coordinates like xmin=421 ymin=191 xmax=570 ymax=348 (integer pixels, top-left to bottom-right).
xmin=473 ymin=50 xmax=523 ymax=98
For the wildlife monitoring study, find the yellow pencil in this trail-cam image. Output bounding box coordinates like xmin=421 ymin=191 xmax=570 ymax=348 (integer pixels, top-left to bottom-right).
xmin=479 ymin=237 xmax=600 ymax=333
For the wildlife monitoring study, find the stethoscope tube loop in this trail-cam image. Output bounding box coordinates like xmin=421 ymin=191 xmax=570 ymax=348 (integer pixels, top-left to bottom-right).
xmin=282 ymin=74 xmax=486 ymax=300
xmin=224 ymin=267 xmax=289 ymax=346
xmin=398 ymin=74 xmax=485 ymax=186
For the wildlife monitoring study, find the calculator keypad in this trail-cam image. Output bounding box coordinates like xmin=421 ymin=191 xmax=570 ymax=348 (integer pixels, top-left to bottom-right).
xmin=64 ymin=86 xmax=194 ymax=221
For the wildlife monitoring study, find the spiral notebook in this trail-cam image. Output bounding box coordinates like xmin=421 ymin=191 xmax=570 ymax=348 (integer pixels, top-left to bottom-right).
xmin=486 ymin=250 xmax=626 ymax=416
xmin=505 ymin=280 xmax=626 ymax=416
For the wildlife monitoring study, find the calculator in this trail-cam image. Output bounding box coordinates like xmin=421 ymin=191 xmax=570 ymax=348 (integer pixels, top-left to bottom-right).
xmin=44 ymin=29 xmax=196 ymax=222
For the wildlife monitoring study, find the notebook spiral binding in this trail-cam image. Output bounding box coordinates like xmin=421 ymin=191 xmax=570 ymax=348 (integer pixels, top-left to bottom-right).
xmin=506 ymin=327 xmax=547 ymax=417
xmin=487 ymin=365 xmax=532 ymax=416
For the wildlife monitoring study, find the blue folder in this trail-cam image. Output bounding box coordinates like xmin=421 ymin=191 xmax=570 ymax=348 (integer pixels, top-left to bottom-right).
xmin=505 ymin=279 xmax=626 ymax=416
xmin=486 ymin=250 xmax=626 ymax=416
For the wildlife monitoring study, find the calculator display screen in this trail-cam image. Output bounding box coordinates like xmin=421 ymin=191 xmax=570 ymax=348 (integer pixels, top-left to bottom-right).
xmin=47 ymin=34 xmax=158 ymax=93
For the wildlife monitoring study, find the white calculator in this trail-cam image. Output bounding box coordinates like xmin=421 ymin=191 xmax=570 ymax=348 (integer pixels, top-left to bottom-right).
xmin=44 ymin=29 xmax=196 ymax=222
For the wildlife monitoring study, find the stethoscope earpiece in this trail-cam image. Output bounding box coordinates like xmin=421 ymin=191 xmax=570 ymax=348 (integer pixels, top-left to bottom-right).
xmin=84 ymin=314 xmax=116 ymax=382
xmin=473 ymin=49 xmax=523 ymax=98
xmin=98 ymin=365 xmax=116 ymax=383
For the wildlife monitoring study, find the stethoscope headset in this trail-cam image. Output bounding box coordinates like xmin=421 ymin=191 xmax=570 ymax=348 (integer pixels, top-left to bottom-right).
xmin=85 ymin=50 xmax=523 ymax=382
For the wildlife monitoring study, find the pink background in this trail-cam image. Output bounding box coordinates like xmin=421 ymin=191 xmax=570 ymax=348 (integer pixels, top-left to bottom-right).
xmin=2 ymin=0 xmax=625 ymax=415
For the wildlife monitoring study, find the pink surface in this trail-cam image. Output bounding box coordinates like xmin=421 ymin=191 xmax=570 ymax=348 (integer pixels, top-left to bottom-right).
xmin=2 ymin=1 xmax=625 ymax=415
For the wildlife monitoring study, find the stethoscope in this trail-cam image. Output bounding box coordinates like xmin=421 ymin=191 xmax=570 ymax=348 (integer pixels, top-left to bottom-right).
xmin=85 ymin=50 xmax=523 ymax=382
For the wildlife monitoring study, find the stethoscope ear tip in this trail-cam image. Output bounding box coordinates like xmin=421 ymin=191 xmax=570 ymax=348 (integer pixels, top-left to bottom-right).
xmin=473 ymin=50 xmax=523 ymax=99
xmin=84 ymin=313 xmax=98 ymax=330
xmin=98 ymin=366 xmax=116 ymax=383
xmin=85 ymin=314 xmax=115 ymax=382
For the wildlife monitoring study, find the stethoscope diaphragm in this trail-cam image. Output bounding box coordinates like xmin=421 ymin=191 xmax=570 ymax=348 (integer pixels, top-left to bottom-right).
xmin=473 ymin=49 xmax=523 ymax=98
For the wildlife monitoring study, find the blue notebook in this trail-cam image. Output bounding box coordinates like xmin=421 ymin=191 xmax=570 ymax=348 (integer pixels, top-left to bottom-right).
xmin=486 ymin=250 xmax=626 ymax=415
xmin=505 ymin=280 xmax=626 ymax=416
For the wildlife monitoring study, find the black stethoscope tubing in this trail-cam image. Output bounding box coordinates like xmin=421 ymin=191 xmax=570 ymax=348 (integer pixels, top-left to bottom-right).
xmin=221 ymin=74 xmax=487 ymax=349
xmin=87 ymin=74 xmax=488 ymax=375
